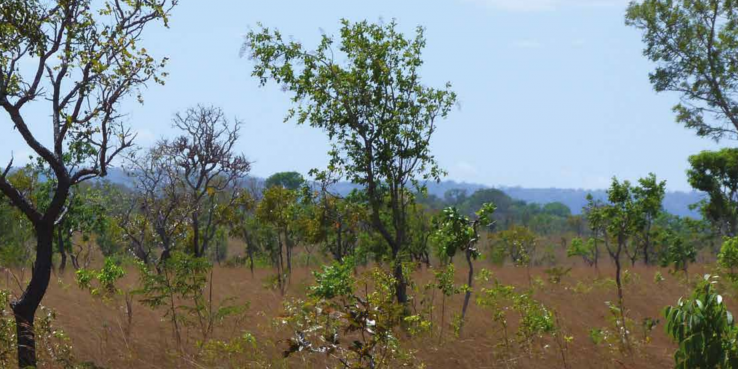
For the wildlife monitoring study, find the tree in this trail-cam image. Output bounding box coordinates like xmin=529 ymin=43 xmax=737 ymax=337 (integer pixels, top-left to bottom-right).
xmin=659 ymin=233 xmax=697 ymax=278
xmin=495 ymin=225 xmax=538 ymax=285
xmin=433 ymin=203 xmax=495 ymax=335
xmin=123 ymin=144 xmax=190 ymax=266
xmin=245 ymin=19 xmax=457 ymax=304
xmin=633 ymin=173 xmax=666 ymax=265
xmin=687 ymin=149 xmax=738 ymax=236
xmin=542 ymin=202 xmax=571 ymax=218
xmin=256 ymin=185 xmax=300 ymax=293
xmin=304 ymin=187 xmax=368 ymax=263
xmin=264 ymin=171 xmax=304 ymax=191
xmin=600 ymin=178 xmax=640 ymax=308
xmin=627 ymin=0 xmax=738 ymax=142
xmin=0 ymin=1 xmax=175 ymax=365
xmin=443 ymin=189 xmax=468 ymax=206
xmin=162 ymin=105 xmax=251 ymax=258
xmin=583 ymin=194 xmax=605 ymax=269
xmin=718 ymin=236 xmax=738 ymax=275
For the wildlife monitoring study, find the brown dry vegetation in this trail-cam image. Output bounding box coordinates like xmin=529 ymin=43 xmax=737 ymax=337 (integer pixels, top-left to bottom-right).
xmin=1 ymin=251 xmax=725 ymax=369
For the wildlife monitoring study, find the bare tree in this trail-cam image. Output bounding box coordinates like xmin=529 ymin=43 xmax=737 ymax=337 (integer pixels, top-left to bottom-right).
xmin=163 ymin=105 xmax=251 ymax=257
xmin=123 ymin=145 xmax=189 ymax=267
xmin=0 ymin=1 xmax=175 ymax=365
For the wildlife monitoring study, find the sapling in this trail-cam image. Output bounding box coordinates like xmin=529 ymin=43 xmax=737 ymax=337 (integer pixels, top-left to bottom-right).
xmin=663 ymin=275 xmax=738 ymax=368
xmin=433 ymin=203 xmax=495 ymax=336
xmin=659 ymin=234 xmax=696 ymax=281
xmin=719 ymin=237 xmax=738 ymax=277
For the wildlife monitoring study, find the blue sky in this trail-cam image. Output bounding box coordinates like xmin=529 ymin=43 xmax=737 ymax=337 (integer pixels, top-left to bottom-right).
xmin=0 ymin=0 xmax=728 ymax=191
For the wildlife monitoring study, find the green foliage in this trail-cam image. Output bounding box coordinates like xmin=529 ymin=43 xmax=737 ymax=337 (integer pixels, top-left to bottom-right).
xmin=135 ymin=252 xmax=248 ymax=345
xmin=655 ymin=271 xmax=666 ymax=284
xmin=513 ymin=292 xmax=556 ymax=352
xmin=663 ymin=275 xmax=738 ymax=368
xmin=660 ymin=235 xmax=697 ymax=274
xmin=0 ymin=290 xmax=76 ymax=367
xmin=246 ymin=19 xmax=457 ymax=303
xmin=433 ymin=203 xmax=495 ymax=259
xmin=686 ymin=149 xmax=738 ymax=236
xmin=495 ymin=225 xmax=537 ymax=268
xmin=435 ymin=264 xmax=460 ymax=297
xmin=567 ymin=237 xmax=597 ymax=267
xmin=264 ymin=171 xmax=305 ymax=190
xmin=627 ymin=0 xmax=738 ymax=142
xmin=719 ymin=237 xmax=738 ymax=274
xmin=308 ymin=257 xmax=355 ymax=299
xmin=280 ymin=266 xmax=417 ymax=367
xmin=196 ymin=331 xmax=262 ymax=367
xmin=75 ymin=257 xmax=126 ymax=297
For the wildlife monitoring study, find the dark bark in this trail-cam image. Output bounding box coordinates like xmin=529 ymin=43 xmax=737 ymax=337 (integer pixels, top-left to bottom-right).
xmin=459 ymin=248 xmax=474 ymax=335
xmin=57 ymin=226 xmax=67 ymax=273
xmin=13 ymin=222 xmax=54 ymax=368
xmin=392 ymin=262 xmax=407 ymax=305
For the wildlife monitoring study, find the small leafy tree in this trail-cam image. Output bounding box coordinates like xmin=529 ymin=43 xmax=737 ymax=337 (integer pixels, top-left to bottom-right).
xmin=663 ymin=275 xmax=738 ymax=368
xmin=632 ymin=173 xmax=666 ymax=265
xmin=75 ymin=258 xmax=126 ymax=297
xmin=567 ymin=237 xmax=597 ymax=267
xmin=719 ymin=237 xmax=738 ymax=276
xmin=433 ymin=203 xmax=495 ymax=334
xmin=659 ymin=234 xmax=697 ymax=279
xmin=433 ymin=264 xmax=460 ymax=341
xmin=135 ymin=252 xmax=247 ymax=349
xmin=255 ymin=185 xmax=300 ymax=293
xmin=495 ymin=225 xmax=537 ymax=285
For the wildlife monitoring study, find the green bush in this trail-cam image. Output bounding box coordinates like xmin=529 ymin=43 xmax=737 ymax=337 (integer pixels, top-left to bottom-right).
xmin=664 ymin=275 xmax=738 ymax=368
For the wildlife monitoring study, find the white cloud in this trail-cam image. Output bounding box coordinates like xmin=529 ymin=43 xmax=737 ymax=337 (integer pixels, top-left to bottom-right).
xmin=461 ymin=0 xmax=630 ymax=12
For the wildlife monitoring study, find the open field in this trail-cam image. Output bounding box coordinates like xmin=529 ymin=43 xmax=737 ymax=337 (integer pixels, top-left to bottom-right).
xmin=1 ymin=259 xmax=721 ymax=369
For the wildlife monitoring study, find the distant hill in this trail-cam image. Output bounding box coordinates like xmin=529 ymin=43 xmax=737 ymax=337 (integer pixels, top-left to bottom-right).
xmin=328 ymin=179 xmax=704 ymax=217
xmin=95 ymin=168 xmax=706 ymax=218
xmin=499 ymin=186 xmax=705 ymax=217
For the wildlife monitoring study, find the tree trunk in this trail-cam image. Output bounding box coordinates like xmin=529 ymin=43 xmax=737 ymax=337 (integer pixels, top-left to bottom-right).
xmin=57 ymin=226 xmax=67 ymax=273
xmin=459 ymin=248 xmax=474 ymax=336
xmin=393 ymin=261 xmax=408 ymax=304
xmin=192 ymin=214 xmax=201 ymax=257
xmin=13 ymin=222 xmax=54 ymax=368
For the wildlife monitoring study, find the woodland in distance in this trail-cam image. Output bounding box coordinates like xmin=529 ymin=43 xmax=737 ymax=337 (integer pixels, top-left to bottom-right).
xmin=5 ymin=0 xmax=738 ymax=368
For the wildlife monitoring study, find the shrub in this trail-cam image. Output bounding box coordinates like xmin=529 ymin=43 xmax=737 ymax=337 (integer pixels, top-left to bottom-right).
xmin=719 ymin=237 xmax=738 ymax=275
xmin=663 ymin=275 xmax=738 ymax=368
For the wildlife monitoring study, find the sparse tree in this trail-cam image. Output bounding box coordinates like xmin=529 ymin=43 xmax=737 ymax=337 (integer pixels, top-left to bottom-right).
xmin=0 ymin=1 xmax=176 ymax=365
xmin=433 ymin=203 xmax=495 ymax=335
xmin=633 ymin=173 xmax=666 ymax=265
xmin=245 ymin=19 xmax=457 ymax=303
xmin=123 ymin=144 xmax=190 ymax=267
xmin=162 ymin=105 xmax=251 ymax=258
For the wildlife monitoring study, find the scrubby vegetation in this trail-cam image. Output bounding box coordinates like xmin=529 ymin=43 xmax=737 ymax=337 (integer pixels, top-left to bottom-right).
xmin=5 ymin=0 xmax=738 ymax=368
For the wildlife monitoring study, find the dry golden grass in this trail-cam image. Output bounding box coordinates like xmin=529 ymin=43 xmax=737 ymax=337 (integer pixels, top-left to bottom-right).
xmin=0 ymin=259 xmax=724 ymax=369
